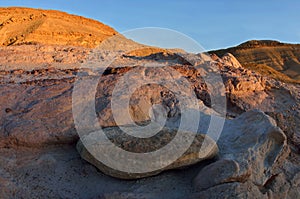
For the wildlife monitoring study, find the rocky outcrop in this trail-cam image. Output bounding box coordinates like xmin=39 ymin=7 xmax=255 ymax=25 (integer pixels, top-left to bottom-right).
xmin=0 ymin=52 xmax=298 ymax=198
xmin=218 ymin=54 xmax=300 ymax=153
xmin=0 ymin=44 xmax=89 ymax=71
xmin=0 ymin=8 xmax=299 ymax=199
xmin=0 ymin=62 xmax=212 ymax=147
xmin=221 ymin=53 xmax=242 ymax=68
xmin=193 ymin=110 xmax=289 ymax=193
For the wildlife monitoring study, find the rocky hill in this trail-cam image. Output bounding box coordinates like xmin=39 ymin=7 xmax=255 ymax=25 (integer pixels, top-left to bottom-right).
xmin=0 ymin=7 xmax=117 ymax=47
xmin=0 ymin=7 xmax=299 ymax=199
xmin=210 ymin=40 xmax=300 ymax=82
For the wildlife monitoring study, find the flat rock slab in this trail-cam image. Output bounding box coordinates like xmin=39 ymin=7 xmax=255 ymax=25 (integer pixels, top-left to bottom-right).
xmin=77 ymin=127 xmax=218 ymax=179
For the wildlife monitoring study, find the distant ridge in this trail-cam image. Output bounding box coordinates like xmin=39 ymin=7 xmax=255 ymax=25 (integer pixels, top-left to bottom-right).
xmin=210 ymin=40 xmax=300 ymax=82
xmin=237 ymin=40 xmax=286 ymax=48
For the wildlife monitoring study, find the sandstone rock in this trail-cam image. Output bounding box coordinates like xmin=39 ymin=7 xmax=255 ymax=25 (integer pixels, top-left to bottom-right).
xmin=264 ymin=173 xmax=290 ymax=199
xmin=0 ymin=8 xmax=299 ymax=197
xmin=189 ymin=181 xmax=267 ymax=199
xmin=193 ymin=159 xmax=242 ymax=191
xmin=287 ymin=172 xmax=300 ymax=198
xmin=77 ymin=126 xmax=218 ymax=179
xmin=0 ymin=81 xmax=77 ymax=147
xmin=221 ymin=53 xmax=242 ymax=68
xmin=193 ymin=110 xmax=289 ymax=193
xmin=0 ymin=62 xmax=215 ymax=147
xmin=219 ymin=53 xmax=300 ymax=150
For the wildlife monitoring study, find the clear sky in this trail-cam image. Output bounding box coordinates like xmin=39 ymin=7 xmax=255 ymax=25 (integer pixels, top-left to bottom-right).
xmin=0 ymin=0 xmax=299 ymax=50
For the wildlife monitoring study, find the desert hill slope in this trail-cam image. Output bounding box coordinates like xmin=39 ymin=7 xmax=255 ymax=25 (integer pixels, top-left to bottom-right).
xmin=0 ymin=7 xmax=182 ymax=57
xmin=0 ymin=7 xmax=117 ymax=47
xmin=210 ymin=40 xmax=300 ymax=82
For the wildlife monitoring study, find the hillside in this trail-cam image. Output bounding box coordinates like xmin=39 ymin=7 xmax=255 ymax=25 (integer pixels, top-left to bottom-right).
xmin=0 ymin=7 xmax=183 ymax=57
xmin=210 ymin=40 xmax=300 ymax=82
xmin=0 ymin=7 xmax=117 ymax=47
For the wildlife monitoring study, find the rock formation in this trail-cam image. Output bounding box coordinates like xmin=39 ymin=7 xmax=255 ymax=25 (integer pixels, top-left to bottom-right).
xmin=0 ymin=7 xmax=299 ymax=199
xmin=193 ymin=110 xmax=289 ymax=192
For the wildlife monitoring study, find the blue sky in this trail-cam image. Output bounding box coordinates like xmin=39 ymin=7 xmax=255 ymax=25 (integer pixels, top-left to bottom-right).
xmin=0 ymin=0 xmax=299 ymax=50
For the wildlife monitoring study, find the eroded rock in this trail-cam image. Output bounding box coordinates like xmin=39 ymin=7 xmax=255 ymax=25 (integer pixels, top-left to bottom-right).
xmin=194 ymin=110 xmax=289 ymax=193
xmin=77 ymin=127 xmax=218 ymax=179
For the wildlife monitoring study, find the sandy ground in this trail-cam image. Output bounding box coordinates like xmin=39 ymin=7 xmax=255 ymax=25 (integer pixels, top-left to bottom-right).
xmin=0 ymin=144 xmax=216 ymax=199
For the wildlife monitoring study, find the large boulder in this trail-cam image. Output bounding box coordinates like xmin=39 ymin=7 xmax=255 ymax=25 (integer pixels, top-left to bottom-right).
xmin=193 ymin=110 xmax=289 ymax=194
xmin=77 ymin=126 xmax=218 ymax=179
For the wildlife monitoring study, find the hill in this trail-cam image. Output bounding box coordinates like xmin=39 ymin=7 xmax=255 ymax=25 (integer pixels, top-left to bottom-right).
xmin=210 ymin=40 xmax=300 ymax=83
xmin=0 ymin=7 xmax=117 ymax=47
